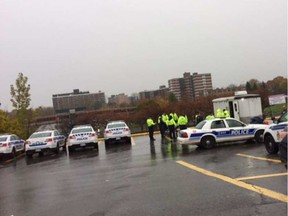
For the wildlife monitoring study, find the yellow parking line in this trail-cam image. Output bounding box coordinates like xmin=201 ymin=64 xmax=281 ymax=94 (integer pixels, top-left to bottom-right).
xmin=236 ymin=153 xmax=282 ymax=163
xmin=176 ymin=160 xmax=288 ymax=203
xmin=236 ymin=173 xmax=288 ymax=181
xmin=131 ymin=137 xmax=135 ymax=146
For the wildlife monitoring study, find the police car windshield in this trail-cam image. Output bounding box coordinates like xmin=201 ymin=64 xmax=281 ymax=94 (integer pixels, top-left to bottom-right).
xmin=0 ymin=137 xmax=8 ymax=142
xmin=195 ymin=121 xmax=206 ymax=129
xmin=30 ymin=132 xmax=52 ymax=138
xmin=72 ymin=128 xmax=93 ymax=134
xmin=108 ymin=123 xmax=126 ymax=129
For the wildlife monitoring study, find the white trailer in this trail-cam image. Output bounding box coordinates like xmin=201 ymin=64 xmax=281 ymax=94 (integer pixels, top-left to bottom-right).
xmin=212 ymin=91 xmax=263 ymax=124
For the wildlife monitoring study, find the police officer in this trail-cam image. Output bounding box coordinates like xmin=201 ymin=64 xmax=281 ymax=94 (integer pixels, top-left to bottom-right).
xmin=195 ymin=113 xmax=203 ymax=124
xmin=166 ymin=115 xmax=177 ymax=140
xmin=147 ymin=117 xmax=156 ymax=141
xmin=216 ymin=109 xmax=224 ymax=118
xmin=158 ymin=115 xmax=166 ymax=138
xmin=223 ymin=109 xmax=230 ymax=118
xmin=205 ymin=114 xmax=215 ymax=120
xmin=178 ymin=114 xmax=188 ymax=130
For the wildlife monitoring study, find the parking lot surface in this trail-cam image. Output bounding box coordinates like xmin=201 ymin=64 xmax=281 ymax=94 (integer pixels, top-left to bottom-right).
xmin=0 ymin=134 xmax=287 ymax=216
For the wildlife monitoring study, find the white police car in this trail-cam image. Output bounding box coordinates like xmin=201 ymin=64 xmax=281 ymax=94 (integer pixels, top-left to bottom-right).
xmin=25 ymin=130 xmax=66 ymax=157
xmin=264 ymin=111 xmax=288 ymax=154
xmin=0 ymin=134 xmax=25 ymax=158
xmin=67 ymin=125 xmax=98 ymax=151
xmin=104 ymin=121 xmax=131 ymax=145
xmin=177 ymin=117 xmax=267 ymax=149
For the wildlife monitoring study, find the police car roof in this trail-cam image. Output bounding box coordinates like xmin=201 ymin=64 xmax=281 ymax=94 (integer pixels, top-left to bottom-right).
xmin=0 ymin=133 xmax=13 ymax=137
xmin=73 ymin=124 xmax=92 ymax=128
xmin=33 ymin=130 xmax=56 ymax=133
xmin=108 ymin=120 xmax=125 ymax=124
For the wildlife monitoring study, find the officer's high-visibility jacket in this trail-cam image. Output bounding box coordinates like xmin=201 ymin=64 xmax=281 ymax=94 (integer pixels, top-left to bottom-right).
xmin=206 ymin=115 xmax=215 ymax=120
xmin=173 ymin=113 xmax=178 ymax=122
xmin=216 ymin=109 xmax=224 ymax=118
xmin=147 ymin=118 xmax=155 ymax=127
xmin=178 ymin=115 xmax=187 ymax=126
xmin=162 ymin=114 xmax=168 ymax=122
xmin=166 ymin=118 xmax=177 ymax=127
xmin=223 ymin=110 xmax=230 ymax=118
xmin=184 ymin=115 xmax=188 ymax=124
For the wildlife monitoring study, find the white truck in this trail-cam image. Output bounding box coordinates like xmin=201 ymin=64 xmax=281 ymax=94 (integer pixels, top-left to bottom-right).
xmin=212 ymin=91 xmax=263 ymax=124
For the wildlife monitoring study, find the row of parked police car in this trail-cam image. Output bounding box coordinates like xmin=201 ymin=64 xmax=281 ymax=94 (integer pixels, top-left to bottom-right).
xmin=1 ymin=114 xmax=287 ymax=163
xmin=0 ymin=120 xmax=132 ymax=159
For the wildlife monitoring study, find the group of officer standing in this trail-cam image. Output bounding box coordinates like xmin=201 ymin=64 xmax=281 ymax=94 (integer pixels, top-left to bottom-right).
xmin=205 ymin=108 xmax=230 ymax=120
xmin=146 ymin=113 xmax=188 ymax=141
xmin=146 ymin=108 xmax=231 ymax=141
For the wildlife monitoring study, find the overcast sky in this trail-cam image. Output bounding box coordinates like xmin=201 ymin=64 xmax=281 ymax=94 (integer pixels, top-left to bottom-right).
xmin=0 ymin=0 xmax=286 ymax=111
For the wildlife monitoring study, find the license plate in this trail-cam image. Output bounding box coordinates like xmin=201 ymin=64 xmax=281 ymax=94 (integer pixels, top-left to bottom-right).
xmin=116 ymin=137 xmax=120 ymax=140
xmin=35 ymin=149 xmax=41 ymax=152
xmin=80 ymin=143 xmax=86 ymax=147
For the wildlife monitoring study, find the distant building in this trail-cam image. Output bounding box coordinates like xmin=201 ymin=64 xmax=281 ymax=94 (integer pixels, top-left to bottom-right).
xmin=52 ymin=89 xmax=105 ymax=113
xmin=129 ymin=93 xmax=140 ymax=104
xmin=108 ymin=93 xmax=129 ymax=105
xmin=139 ymin=85 xmax=169 ymax=100
xmin=168 ymin=72 xmax=213 ymax=100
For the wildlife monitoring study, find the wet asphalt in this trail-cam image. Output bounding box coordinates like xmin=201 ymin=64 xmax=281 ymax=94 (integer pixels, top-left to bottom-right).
xmin=0 ymin=134 xmax=287 ymax=216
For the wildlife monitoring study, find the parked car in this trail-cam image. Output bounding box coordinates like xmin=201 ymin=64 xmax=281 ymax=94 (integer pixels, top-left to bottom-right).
xmin=66 ymin=125 xmax=98 ymax=151
xmin=25 ymin=130 xmax=66 ymax=157
xmin=279 ymin=126 xmax=287 ymax=165
xmin=177 ymin=117 xmax=267 ymax=149
xmin=0 ymin=134 xmax=25 ymax=158
xmin=104 ymin=121 xmax=131 ymax=145
xmin=263 ymin=111 xmax=288 ymax=154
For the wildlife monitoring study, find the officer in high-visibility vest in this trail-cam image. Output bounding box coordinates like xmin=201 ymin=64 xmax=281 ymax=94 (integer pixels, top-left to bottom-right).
xmin=206 ymin=114 xmax=215 ymax=120
xmin=178 ymin=114 xmax=188 ymax=130
xmin=166 ymin=115 xmax=177 ymax=140
xmin=216 ymin=109 xmax=224 ymax=118
xmin=223 ymin=109 xmax=230 ymax=118
xmin=147 ymin=117 xmax=156 ymax=141
xmin=158 ymin=115 xmax=166 ymax=138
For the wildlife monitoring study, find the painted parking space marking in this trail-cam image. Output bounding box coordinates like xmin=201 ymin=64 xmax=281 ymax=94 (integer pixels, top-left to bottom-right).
xmin=235 ymin=173 xmax=288 ymax=181
xmin=236 ymin=153 xmax=282 ymax=163
xmin=131 ymin=137 xmax=135 ymax=145
xmin=176 ymin=160 xmax=288 ymax=203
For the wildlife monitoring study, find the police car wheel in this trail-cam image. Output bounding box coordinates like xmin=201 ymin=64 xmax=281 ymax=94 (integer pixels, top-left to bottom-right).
xmin=254 ymin=130 xmax=264 ymax=144
xmin=264 ymin=135 xmax=279 ymax=154
xmin=93 ymin=143 xmax=99 ymax=150
xmin=10 ymin=148 xmax=16 ymax=158
xmin=68 ymin=146 xmax=75 ymax=152
xmin=26 ymin=152 xmax=33 ymax=158
xmin=53 ymin=144 xmax=60 ymax=154
xmin=200 ymin=136 xmax=215 ymax=149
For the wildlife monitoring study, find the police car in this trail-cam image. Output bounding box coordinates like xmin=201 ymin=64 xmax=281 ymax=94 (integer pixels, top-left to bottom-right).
xmin=0 ymin=134 xmax=25 ymax=158
xmin=25 ymin=130 xmax=66 ymax=157
xmin=104 ymin=121 xmax=131 ymax=145
xmin=66 ymin=125 xmax=98 ymax=151
xmin=177 ymin=117 xmax=267 ymax=149
xmin=263 ymin=111 xmax=288 ymax=154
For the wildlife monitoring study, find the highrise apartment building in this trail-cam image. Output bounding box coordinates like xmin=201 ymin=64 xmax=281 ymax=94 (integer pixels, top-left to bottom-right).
xmin=168 ymin=72 xmax=213 ymax=100
xmin=52 ymin=89 xmax=106 ymax=113
xmin=192 ymin=72 xmax=213 ymax=97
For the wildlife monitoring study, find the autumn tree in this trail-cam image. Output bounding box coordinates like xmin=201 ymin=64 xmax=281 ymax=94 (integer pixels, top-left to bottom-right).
xmin=10 ymin=72 xmax=31 ymax=138
xmin=0 ymin=110 xmax=22 ymax=135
